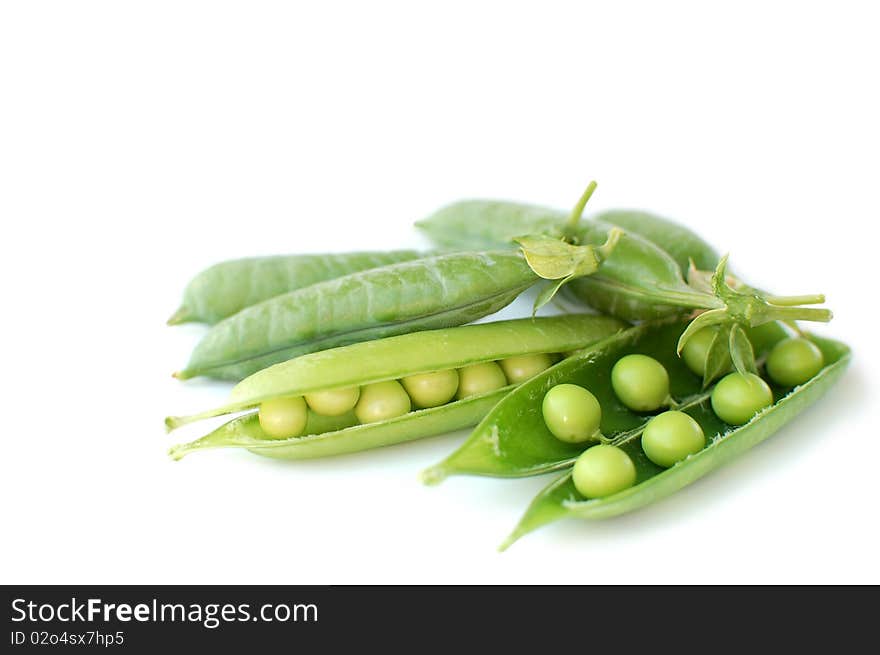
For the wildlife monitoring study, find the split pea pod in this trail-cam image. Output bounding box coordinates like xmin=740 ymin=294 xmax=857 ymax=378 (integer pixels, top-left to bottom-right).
xmin=168 ymin=250 xmax=423 ymax=325
xmin=166 ymin=314 xmax=627 ymax=460
xmin=421 ymin=320 xmax=850 ymax=549
xmin=175 ymin=243 xmax=617 ymax=381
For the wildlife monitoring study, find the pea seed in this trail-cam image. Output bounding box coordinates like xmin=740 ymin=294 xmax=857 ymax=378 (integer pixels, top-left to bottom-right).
xmin=456 ymin=362 xmax=508 ymax=399
xmin=710 ymin=372 xmax=773 ymax=425
xmin=355 ymin=381 xmax=412 ymax=424
xmin=402 ymin=370 xmax=459 ymax=408
xmin=499 ymin=353 xmax=554 ymax=384
xmin=542 ymin=384 xmax=602 ymax=443
xmin=681 ymin=327 xmax=730 ymax=377
xmin=611 ymin=354 xmax=670 ymax=412
xmin=304 ymin=387 xmax=361 ymax=416
xmin=766 ymin=338 xmax=824 ymax=387
xmin=572 ymin=445 xmax=637 ymax=498
xmin=259 ymin=396 xmax=308 ymax=439
xmin=641 ymin=410 xmax=705 ymax=468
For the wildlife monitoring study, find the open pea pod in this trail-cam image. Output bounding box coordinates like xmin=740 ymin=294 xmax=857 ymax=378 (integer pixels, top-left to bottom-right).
xmin=167 ymin=314 xmax=627 ymax=460
xmin=502 ymin=331 xmax=850 ymax=549
xmin=422 ymin=320 xmax=770 ymax=481
xmin=420 ymin=320 xmax=849 ymax=549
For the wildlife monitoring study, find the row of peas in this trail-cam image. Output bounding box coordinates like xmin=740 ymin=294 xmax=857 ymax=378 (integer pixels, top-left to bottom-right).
xmin=540 ymin=332 xmax=826 ymax=500
xmin=258 ymin=353 xmax=560 ymax=439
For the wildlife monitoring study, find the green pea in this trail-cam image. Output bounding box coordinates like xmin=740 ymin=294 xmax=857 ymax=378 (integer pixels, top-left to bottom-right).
xmin=681 ymin=327 xmax=730 ymax=377
xmin=259 ymin=396 xmax=308 ymax=439
xmin=641 ymin=410 xmax=706 ymax=468
xmin=572 ymin=445 xmax=637 ymax=499
xmin=402 ymin=370 xmax=459 ymax=408
xmin=541 ymin=384 xmax=602 ymax=443
xmin=766 ymin=338 xmax=824 ymax=387
xmin=354 ymin=381 xmax=412 ymax=424
xmin=499 ymin=353 xmax=554 ymax=384
xmin=611 ymin=354 xmax=670 ymax=412
xmin=304 ymin=387 xmax=361 ymax=416
xmin=456 ymin=362 xmax=508 ymax=399
xmin=710 ymin=372 xmax=773 ymax=425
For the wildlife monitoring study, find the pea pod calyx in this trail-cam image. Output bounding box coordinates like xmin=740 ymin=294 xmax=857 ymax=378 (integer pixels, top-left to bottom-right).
xmin=676 ymin=255 xmax=833 ymax=375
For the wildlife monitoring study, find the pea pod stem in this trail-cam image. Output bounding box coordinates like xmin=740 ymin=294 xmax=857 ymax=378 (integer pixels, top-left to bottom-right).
xmin=565 ymin=180 xmax=598 ymax=233
xmin=765 ymin=293 xmax=826 ymax=307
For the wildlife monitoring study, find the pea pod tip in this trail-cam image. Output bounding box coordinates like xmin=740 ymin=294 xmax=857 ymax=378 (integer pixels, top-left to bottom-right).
xmin=166 ymin=307 xmax=191 ymax=326
xmin=419 ymin=465 xmax=448 ymax=486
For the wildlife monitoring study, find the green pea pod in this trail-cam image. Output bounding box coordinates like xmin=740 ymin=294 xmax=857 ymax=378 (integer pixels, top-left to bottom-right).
xmin=420 ymin=320 xmax=849 ymax=550
xmin=417 ymin=199 xmax=721 ymax=320
xmin=167 ymin=314 xmax=627 ymax=459
xmin=560 ymin=220 xmax=717 ymax=321
xmin=425 ymin=321 xmax=795 ymax=481
xmin=168 ymin=250 xmax=423 ymax=325
xmin=595 ymin=209 xmax=720 ymax=272
xmin=416 ymin=201 xmax=719 ymax=276
xmin=169 ymin=390 xmax=509 ymax=461
xmin=414 ymin=201 xmax=565 ymax=250
xmin=174 ymin=252 xmax=532 ymax=381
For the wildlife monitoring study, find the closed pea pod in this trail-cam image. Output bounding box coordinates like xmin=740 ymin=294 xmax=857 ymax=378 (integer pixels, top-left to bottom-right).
xmin=166 ymin=314 xmax=626 ymax=460
xmin=174 ymin=243 xmax=617 ymax=381
xmin=168 ymin=250 xmax=423 ymax=325
xmin=416 ymin=186 xmax=833 ymax=367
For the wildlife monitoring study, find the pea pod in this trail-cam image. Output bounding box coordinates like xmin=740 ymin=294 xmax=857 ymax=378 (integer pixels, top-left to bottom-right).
xmin=166 ymin=314 xmax=627 ymax=459
xmin=417 ymin=197 xmax=726 ymax=320
xmin=590 ymin=209 xmax=719 ymax=273
xmin=168 ymin=250 xmax=423 ymax=325
xmin=423 ymin=320 xmax=779 ymax=481
xmin=420 ymin=320 xmax=849 ymax=550
xmin=416 ymin=187 xmax=832 ymax=363
xmin=416 ymin=200 xmax=719 ymax=273
xmin=175 ymin=247 xmax=612 ymax=381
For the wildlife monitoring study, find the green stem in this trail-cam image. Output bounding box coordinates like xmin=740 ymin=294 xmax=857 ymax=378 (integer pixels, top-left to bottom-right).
xmin=762 ymin=306 xmax=833 ymax=324
xmin=566 ymin=180 xmax=598 ymax=230
xmin=765 ymin=293 xmax=826 ymax=306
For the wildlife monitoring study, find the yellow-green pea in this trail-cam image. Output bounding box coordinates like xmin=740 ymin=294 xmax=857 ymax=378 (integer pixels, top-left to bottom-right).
xmin=354 ymin=381 xmax=412 ymax=424
xmin=611 ymin=354 xmax=670 ymax=412
xmin=641 ymin=410 xmax=706 ymax=468
xmin=766 ymin=338 xmax=824 ymax=387
xmin=401 ymin=369 xmax=459 ymax=408
xmin=456 ymin=362 xmax=508 ymax=399
xmin=542 ymin=384 xmax=602 ymax=443
xmin=710 ymin=372 xmax=773 ymax=425
xmin=499 ymin=353 xmax=554 ymax=384
xmin=258 ymin=396 xmax=308 ymax=439
xmin=304 ymin=386 xmax=361 ymax=416
xmin=572 ymin=445 xmax=637 ymax=498
xmin=682 ymin=327 xmax=731 ymax=377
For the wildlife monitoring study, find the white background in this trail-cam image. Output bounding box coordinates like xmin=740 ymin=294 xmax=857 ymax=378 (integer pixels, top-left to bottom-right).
xmin=1 ymin=1 xmax=877 ymax=584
